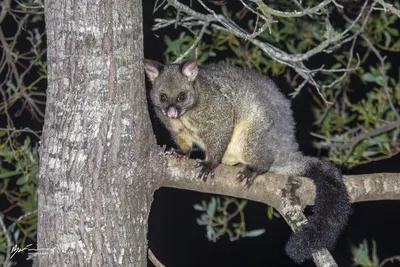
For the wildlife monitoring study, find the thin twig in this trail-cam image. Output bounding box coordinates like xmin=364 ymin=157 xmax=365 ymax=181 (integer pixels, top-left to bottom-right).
xmin=0 ymin=127 xmax=42 ymax=139
xmin=173 ymin=22 xmax=209 ymax=63
xmin=7 ymin=210 xmax=37 ymax=232
xmin=315 ymin=25 xmax=360 ymax=76
xmin=0 ymin=0 xmax=11 ymax=24
xmin=379 ymin=256 xmax=400 ymax=267
xmin=291 ymin=0 xmax=316 ymax=18
xmin=148 ymin=249 xmax=166 ymax=267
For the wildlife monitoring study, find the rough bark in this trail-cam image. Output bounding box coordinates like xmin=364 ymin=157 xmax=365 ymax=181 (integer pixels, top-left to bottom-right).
xmin=38 ymin=0 xmax=162 ymax=266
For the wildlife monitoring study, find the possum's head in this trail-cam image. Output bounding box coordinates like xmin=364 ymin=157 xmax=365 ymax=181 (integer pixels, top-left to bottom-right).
xmin=144 ymin=59 xmax=199 ymax=119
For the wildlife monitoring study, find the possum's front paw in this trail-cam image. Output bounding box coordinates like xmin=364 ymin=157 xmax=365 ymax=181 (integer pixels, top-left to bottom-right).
xmin=165 ymin=148 xmax=189 ymax=159
xmin=194 ymin=160 xmax=216 ymax=182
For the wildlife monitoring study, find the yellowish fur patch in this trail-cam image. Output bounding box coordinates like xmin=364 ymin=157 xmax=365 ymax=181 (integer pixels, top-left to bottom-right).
xmin=222 ymin=118 xmax=252 ymax=166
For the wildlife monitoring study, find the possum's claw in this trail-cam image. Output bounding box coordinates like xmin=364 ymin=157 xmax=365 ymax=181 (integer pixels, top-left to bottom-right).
xmin=194 ymin=160 xmax=215 ymax=182
xmin=236 ymin=166 xmax=259 ymax=188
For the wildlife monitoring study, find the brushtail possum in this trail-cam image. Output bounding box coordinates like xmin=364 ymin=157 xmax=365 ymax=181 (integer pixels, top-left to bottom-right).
xmin=144 ymin=59 xmax=351 ymax=263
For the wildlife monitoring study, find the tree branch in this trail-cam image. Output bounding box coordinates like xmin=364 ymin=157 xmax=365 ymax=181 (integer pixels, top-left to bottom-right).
xmin=251 ymin=0 xmax=332 ymax=18
xmin=163 ymin=157 xmax=400 ymax=207
xmin=374 ymin=0 xmax=400 ymax=18
xmin=162 ymin=156 xmax=400 ymax=266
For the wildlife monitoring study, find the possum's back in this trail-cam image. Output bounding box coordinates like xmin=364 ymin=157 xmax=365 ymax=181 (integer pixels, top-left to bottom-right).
xmin=199 ymin=64 xmax=297 ymax=149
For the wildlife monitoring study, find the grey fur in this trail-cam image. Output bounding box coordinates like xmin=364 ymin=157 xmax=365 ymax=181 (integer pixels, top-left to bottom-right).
xmin=144 ymin=59 xmax=351 ymax=263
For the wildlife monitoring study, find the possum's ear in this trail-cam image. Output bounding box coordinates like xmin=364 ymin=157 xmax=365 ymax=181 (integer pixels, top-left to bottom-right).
xmin=143 ymin=59 xmax=163 ymax=83
xmin=180 ymin=59 xmax=198 ymax=82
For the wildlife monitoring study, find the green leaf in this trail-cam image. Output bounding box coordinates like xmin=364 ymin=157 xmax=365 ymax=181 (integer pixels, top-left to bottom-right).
xmin=16 ymin=176 xmax=28 ymax=185
xmin=21 ymin=184 xmax=33 ymax=193
xmin=31 ymin=15 xmax=43 ymax=23
xmin=331 ymin=63 xmax=342 ymax=70
xmin=383 ymin=31 xmax=391 ymax=48
xmin=386 ymin=27 xmax=399 ymax=36
xmin=193 ymin=204 xmax=205 ymax=211
xmin=362 ymin=150 xmax=379 ymax=157
xmin=198 ymin=53 xmax=209 ymax=64
xmin=285 ymin=42 xmax=297 ymax=54
xmin=14 ymin=229 xmax=20 ymax=241
xmin=267 ymin=205 xmax=274 ymax=220
xmin=0 ymin=254 xmax=5 ymax=264
xmin=206 ymin=225 xmax=215 ymax=241
xmin=362 ymin=73 xmax=376 ymax=83
xmin=23 ymin=136 xmax=31 ymax=150
xmin=1 ymin=178 xmax=9 ymax=191
xmin=237 ymin=200 xmax=247 ymax=211
xmin=6 ymin=81 xmax=18 ymax=93
xmin=383 ymin=142 xmax=390 ymax=153
xmin=221 ymin=4 xmax=228 ymax=16
xmin=0 ymin=149 xmax=15 ymax=163
xmin=0 ymin=170 xmax=22 ymax=179
xmin=207 ymin=197 xmax=217 ymax=218
xmin=245 ymin=229 xmax=265 ymax=238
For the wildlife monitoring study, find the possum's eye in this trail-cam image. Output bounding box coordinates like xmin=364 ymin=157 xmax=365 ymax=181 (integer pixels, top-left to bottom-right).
xmin=159 ymin=93 xmax=168 ymax=103
xmin=177 ymin=92 xmax=186 ymax=102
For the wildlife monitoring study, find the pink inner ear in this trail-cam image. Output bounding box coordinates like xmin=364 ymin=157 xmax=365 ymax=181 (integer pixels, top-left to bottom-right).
xmin=147 ymin=65 xmax=158 ymax=76
xmin=144 ymin=61 xmax=160 ymax=80
xmin=182 ymin=60 xmax=197 ymax=78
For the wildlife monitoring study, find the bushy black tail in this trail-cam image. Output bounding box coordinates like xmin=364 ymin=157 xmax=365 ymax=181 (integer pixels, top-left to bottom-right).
xmin=285 ymin=157 xmax=351 ymax=263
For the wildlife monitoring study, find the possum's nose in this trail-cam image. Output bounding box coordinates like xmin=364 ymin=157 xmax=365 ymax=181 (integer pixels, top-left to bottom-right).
xmin=167 ymin=106 xmax=179 ymax=119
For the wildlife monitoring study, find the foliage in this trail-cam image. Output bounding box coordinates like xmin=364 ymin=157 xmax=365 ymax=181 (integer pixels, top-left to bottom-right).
xmin=322 ymin=63 xmax=400 ymax=167
xmin=0 ymin=135 xmax=38 ymax=265
xmin=352 ymin=240 xmax=400 ymax=267
xmin=352 ymin=240 xmax=380 ymax=267
xmin=193 ymin=196 xmax=273 ymax=242
xmin=0 ymin=0 xmax=44 ymax=265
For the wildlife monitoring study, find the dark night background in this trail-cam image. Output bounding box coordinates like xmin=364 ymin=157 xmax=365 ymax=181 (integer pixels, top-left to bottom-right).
xmin=1 ymin=1 xmax=399 ymax=266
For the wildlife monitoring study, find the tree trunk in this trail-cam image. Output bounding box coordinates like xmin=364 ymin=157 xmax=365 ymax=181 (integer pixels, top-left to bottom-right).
xmin=38 ymin=0 xmax=161 ymax=265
